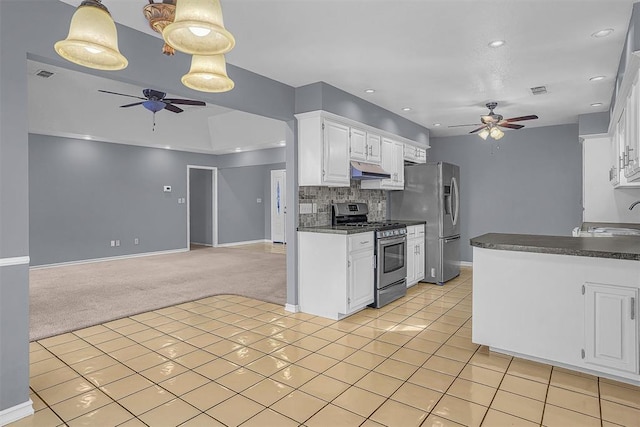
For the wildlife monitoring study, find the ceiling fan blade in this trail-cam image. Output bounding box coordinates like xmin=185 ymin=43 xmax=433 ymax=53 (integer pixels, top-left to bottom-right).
xmin=99 ymin=89 xmax=146 ymax=100
xmin=499 ymin=123 xmax=525 ymax=130
xmin=448 ymin=124 xmax=480 ymax=128
xmin=120 ymin=102 xmax=145 ymax=108
xmin=469 ymin=125 xmax=487 ymax=134
xmin=163 ymin=99 xmax=206 ymax=106
xmin=504 ymin=115 xmax=538 ymax=122
xmin=164 ymin=103 xmax=184 ymax=113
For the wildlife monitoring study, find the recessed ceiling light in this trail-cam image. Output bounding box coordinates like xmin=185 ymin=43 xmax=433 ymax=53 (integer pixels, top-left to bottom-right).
xmin=364 ymin=89 xmax=375 ymax=94
xmin=235 ymin=147 xmax=242 ymax=152
xmin=165 ymin=145 xmax=171 ymax=149
xmin=591 ymin=28 xmax=614 ymax=38
xmin=591 ymin=102 xmax=603 ymax=107
xmin=488 ymin=40 xmax=506 ymax=48
xmin=402 ymin=107 xmax=412 ymax=112
xmin=279 ymin=142 xmax=286 ymax=146
xmin=82 ymin=135 xmax=92 ymax=140
xmin=433 ymin=123 xmax=441 ymax=127
xmin=589 ymin=75 xmax=605 ymax=82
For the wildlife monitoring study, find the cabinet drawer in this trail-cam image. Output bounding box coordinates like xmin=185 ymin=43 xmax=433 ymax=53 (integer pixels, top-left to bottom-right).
xmin=349 ymin=232 xmax=374 ymax=252
xmin=406 ymin=226 xmax=417 ymax=237
xmin=416 ymin=224 xmax=425 ymax=235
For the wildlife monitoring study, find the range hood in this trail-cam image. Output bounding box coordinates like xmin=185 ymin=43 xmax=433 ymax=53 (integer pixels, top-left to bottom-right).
xmin=350 ymin=161 xmax=391 ymax=180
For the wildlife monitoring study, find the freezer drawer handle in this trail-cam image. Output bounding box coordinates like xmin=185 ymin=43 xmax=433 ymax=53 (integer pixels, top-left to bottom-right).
xmin=444 ymin=236 xmax=460 ymax=243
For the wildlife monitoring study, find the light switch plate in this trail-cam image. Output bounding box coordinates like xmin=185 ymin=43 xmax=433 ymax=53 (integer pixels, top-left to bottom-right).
xmin=299 ymin=203 xmax=313 ymax=214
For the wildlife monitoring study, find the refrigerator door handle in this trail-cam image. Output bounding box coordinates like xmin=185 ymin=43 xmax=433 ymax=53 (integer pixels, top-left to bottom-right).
xmin=451 ymin=176 xmax=460 ymax=227
xmin=444 ymin=236 xmax=461 ymax=243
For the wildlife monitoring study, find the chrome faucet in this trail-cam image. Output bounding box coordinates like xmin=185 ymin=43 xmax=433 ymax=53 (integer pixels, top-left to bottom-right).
xmin=629 ymin=201 xmax=640 ymax=211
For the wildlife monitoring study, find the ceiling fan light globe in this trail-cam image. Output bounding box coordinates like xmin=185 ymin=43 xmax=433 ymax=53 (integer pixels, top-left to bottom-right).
xmin=182 ymin=54 xmax=234 ymax=92
xmin=163 ymin=0 xmax=235 ymax=55
xmin=478 ymin=128 xmax=490 ymax=140
xmin=491 ymin=127 xmax=505 ymax=140
xmin=54 ymin=2 xmax=128 ymax=71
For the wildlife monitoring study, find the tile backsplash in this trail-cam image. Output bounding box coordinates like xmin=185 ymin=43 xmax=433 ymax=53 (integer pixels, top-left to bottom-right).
xmin=298 ymin=182 xmax=386 ymax=227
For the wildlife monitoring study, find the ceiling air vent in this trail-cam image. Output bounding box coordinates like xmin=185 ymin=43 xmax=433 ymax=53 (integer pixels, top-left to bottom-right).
xmin=35 ymin=69 xmax=54 ymax=78
xmin=530 ymin=85 xmax=547 ymax=95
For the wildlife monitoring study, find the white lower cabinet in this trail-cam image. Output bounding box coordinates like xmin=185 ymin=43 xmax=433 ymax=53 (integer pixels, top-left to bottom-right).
xmin=406 ymin=225 xmax=426 ymax=287
xmin=298 ymin=231 xmax=374 ymax=320
xmin=584 ymin=283 xmax=639 ymax=374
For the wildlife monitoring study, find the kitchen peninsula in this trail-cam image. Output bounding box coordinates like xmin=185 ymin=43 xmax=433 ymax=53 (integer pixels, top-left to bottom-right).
xmin=471 ymin=232 xmax=640 ymax=386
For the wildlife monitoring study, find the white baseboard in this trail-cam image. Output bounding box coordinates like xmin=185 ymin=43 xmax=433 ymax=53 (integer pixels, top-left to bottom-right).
xmin=190 ymin=242 xmax=213 ymax=247
xmin=0 ymin=399 xmax=33 ymax=426
xmin=216 ymin=239 xmax=270 ymax=248
xmin=460 ymin=261 xmax=473 ymax=267
xmin=0 ymin=256 xmax=30 ymax=267
xmin=284 ymin=303 xmax=300 ymax=313
xmin=30 ymin=248 xmax=189 ymax=270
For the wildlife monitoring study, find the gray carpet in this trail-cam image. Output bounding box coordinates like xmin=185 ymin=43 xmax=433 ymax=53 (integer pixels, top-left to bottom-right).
xmin=29 ymin=247 xmax=286 ymax=341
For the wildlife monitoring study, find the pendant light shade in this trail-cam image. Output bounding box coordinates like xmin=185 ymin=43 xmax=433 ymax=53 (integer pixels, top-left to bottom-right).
xmin=182 ymin=54 xmax=234 ymax=92
xmin=478 ymin=128 xmax=490 ymax=140
xmin=163 ymin=0 xmax=235 ymax=55
xmin=54 ymin=0 xmax=128 ymax=71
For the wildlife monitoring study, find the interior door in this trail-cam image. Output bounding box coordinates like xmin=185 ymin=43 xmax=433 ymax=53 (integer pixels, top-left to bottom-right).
xmin=271 ymin=169 xmax=286 ymax=243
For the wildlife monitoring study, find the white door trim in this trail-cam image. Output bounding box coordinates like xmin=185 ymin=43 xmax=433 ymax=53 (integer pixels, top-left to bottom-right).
xmin=187 ymin=165 xmax=218 ymax=249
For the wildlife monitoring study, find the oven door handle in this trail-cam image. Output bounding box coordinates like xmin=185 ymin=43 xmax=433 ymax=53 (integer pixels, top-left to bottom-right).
xmin=378 ymin=236 xmax=406 ymax=246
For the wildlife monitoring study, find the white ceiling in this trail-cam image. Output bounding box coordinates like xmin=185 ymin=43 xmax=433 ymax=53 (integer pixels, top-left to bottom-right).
xmin=57 ymin=0 xmax=634 ymax=139
xmin=28 ymin=60 xmax=287 ymax=154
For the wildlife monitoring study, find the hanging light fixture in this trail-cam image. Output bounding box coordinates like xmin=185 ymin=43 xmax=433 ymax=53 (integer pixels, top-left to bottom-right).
xmin=490 ymin=126 xmax=505 ymax=140
xmin=54 ymin=0 xmax=128 ymax=70
xmin=478 ymin=128 xmax=490 ymax=140
xmin=182 ymin=54 xmax=234 ymax=92
xmin=163 ymin=0 xmax=235 ymax=55
xmin=143 ymin=0 xmax=177 ymax=56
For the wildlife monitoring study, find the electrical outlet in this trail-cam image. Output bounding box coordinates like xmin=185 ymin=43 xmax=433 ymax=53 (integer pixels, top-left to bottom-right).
xmin=110 ymin=240 xmax=115 ymax=247
xmin=257 ymin=198 xmax=262 ymax=203
xmin=134 ymin=238 xmax=139 ymax=245
xmin=163 ymin=185 xmax=171 ymax=192
xmin=115 ymin=240 xmax=120 ymax=247
xmin=299 ymin=203 xmax=313 ymax=214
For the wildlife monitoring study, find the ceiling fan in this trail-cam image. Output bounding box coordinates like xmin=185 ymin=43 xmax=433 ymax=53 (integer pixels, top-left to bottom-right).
xmin=450 ymin=102 xmax=539 ymax=140
xmin=98 ymin=88 xmax=206 ymax=130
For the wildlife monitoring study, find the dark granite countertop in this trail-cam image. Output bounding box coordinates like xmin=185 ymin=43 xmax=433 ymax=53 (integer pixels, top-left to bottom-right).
xmin=470 ymin=233 xmax=640 ymax=261
xmin=392 ymin=220 xmax=427 ymax=226
xmin=297 ymin=226 xmax=376 ymax=235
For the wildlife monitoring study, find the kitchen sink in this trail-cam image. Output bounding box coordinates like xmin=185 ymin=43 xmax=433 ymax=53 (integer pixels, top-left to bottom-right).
xmin=584 ymin=227 xmax=640 ymax=236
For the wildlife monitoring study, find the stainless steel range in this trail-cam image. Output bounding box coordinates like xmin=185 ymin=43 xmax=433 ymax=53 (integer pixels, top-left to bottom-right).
xmin=332 ymin=203 xmax=407 ymax=308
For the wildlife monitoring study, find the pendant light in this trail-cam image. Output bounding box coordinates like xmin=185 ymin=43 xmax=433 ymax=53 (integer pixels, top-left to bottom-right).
xmin=54 ymin=0 xmax=128 ymax=71
xmin=478 ymin=128 xmax=490 ymax=140
xmin=181 ymin=54 xmax=234 ymax=92
xmin=163 ymin=0 xmax=235 ymax=55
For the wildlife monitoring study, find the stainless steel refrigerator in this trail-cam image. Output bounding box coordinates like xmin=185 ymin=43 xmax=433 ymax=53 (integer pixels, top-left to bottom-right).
xmin=389 ymin=162 xmax=460 ymax=284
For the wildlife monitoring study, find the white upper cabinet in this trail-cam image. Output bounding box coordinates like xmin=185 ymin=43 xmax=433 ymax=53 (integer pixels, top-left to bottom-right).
xmin=296 ymin=110 xmax=428 ymax=188
xmin=362 ymin=138 xmax=404 ymax=190
xmin=404 ymin=144 xmax=427 ymax=164
xmin=350 ymin=128 xmax=382 ymax=164
xmin=625 ymin=78 xmax=640 ymax=181
xmin=366 ymin=133 xmax=382 ymax=164
xmin=349 ymin=127 xmax=368 ymax=162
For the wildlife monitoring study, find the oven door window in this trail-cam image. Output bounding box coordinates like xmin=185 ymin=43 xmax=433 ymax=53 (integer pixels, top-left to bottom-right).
xmin=383 ymin=242 xmax=405 ymax=273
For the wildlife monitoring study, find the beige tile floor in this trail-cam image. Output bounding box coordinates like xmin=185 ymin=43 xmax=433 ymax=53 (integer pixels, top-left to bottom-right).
xmin=12 ymin=267 xmax=640 ymax=426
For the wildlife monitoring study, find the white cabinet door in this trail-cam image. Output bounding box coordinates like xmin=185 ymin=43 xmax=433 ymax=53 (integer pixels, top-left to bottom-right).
xmin=610 ymin=127 xmax=621 ymax=186
xmin=584 ymin=283 xmax=639 ymax=374
xmin=406 ymin=238 xmax=416 ymax=287
xmin=350 ymin=127 xmax=367 ymax=162
xmin=348 ymin=249 xmax=375 ymax=310
xmin=415 ymin=239 xmax=425 ymax=281
xmin=393 ymin=141 xmax=405 ymax=188
xmin=367 ymin=133 xmax=382 ymax=164
xmin=626 ymin=79 xmax=640 ymax=181
xmin=380 ymin=138 xmax=395 ymax=187
xmin=323 ymin=120 xmax=350 ymax=186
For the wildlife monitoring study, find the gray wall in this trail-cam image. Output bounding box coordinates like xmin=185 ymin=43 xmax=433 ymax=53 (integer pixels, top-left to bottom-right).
xmin=29 ymin=134 xmax=285 ymax=265
xmin=189 ymin=169 xmax=213 ymax=246
xmin=428 ymin=124 xmax=583 ymax=262
xmin=218 ymin=162 xmax=286 ymax=244
xmin=295 ymin=82 xmax=430 ymax=145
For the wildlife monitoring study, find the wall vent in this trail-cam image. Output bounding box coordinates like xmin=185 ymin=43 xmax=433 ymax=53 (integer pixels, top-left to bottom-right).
xmin=35 ymin=70 xmax=54 ymax=78
xmin=530 ymin=85 xmax=547 ymax=95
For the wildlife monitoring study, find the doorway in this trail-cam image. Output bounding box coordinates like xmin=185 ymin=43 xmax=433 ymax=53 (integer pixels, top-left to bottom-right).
xmin=270 ymin=169 xmax=287 ymax=244
xmin=187 ymin=165 xmax=218 ymax=249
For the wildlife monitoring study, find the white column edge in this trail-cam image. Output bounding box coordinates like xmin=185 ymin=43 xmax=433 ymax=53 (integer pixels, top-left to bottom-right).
xmin=284 ymin=303 xmax=300 ymax=313
xmin=0 ymin=399 xmax=33 ymax=426
xmin=0 ymin=256 xmax=30 ymax=268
